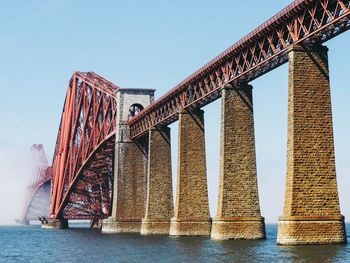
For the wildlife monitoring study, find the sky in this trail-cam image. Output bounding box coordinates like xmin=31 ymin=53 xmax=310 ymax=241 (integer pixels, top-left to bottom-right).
xmin=0 ymin=0 xmax=349 ymax=225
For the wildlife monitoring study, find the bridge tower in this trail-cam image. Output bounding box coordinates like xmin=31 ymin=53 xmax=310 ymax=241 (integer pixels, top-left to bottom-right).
xmin=102 ymin=88 xmax=155 ymax=233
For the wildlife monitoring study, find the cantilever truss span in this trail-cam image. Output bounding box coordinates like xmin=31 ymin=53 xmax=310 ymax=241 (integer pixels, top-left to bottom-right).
xmin=20 ymin=144 xmax=51 ymax=223
xmin=128 ymin=0 xmax=350 ymax=139
xmin=49 ymin=72 xmax=118 ymax=220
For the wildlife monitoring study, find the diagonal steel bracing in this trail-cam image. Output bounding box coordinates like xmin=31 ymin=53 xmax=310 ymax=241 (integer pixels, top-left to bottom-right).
xmin=128 ymin=0 xmax=350 ymax=139
xmin=46 ymin=0 xmax=350 ymax=221
xmin=49 ymin=72 xmax=118 ymax=220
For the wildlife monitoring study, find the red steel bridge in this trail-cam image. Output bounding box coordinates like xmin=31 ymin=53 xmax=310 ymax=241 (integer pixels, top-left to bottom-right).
xmin=21 ymin=0 xmax=350 ymax=222
xmin=18 ymin=144 xmax=51 ymax=224
xmin=49 ymin=71 xmax=118 ymax=220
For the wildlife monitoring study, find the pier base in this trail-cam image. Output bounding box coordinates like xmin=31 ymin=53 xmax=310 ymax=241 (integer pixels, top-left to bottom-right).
xmin=169 ymin=218 xmax=212 ymax=236
xmin=211 ymin=217 xmax=265 ymax=240
xmin=41 ymin=219 xmax=68 ymax=229
xmin=169 ymin=109 xmax=211 ymax=236
xmin=277 ymin=216 xmax=346 ymax=245
xmin=102 ymin=218 xmax=141 ymax=233
xmin=141 ymin=219 xmax=171 ymax=235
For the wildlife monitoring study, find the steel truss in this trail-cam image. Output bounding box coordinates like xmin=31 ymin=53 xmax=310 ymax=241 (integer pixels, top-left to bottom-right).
xmin=49 ymin=72 xmax=118 ymax=220
xmin=47 ymin=0 xmax=350 ymax=221
xmin=129 ymin=0 xmax=350 ymax=139
xmin=20 ymin=144 xmax=51 ymax=222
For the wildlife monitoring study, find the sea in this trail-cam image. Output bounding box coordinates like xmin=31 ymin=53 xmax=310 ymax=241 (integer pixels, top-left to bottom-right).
xmin=1 ymin=224 xmax=350 ymax=263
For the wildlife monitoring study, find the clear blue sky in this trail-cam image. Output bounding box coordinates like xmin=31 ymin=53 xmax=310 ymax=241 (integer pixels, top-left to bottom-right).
xmin=0 ymin=0 xmax=349 ymax=225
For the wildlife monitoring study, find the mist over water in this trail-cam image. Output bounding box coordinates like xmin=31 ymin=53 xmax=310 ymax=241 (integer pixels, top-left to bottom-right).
xmin=0 ymin=150 xmax=31 ymax=225
xmin=1 ymin=224 xmax=350 ymax=262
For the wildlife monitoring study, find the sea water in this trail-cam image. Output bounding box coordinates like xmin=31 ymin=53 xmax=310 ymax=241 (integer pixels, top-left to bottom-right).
xmin=1 ymin=224 xmax=350 ymax=262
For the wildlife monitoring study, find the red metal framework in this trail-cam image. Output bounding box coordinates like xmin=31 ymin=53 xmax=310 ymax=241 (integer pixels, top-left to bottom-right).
xmin=45 ymin=0 xmax=350 ymax=221
xmin=49 ymin=72 xmax=119 ymax=220
xmin=19 ymin=144 xmax=51 ymax=223
xmin=129 ymin=0 xmax=350 ymax=139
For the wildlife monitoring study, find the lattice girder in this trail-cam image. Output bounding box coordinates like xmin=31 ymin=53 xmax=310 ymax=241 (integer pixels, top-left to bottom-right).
xmin=49 ymin=72 xmax=118 ymax=220
xmin=129 ymin=0 xmax=350 ymax=138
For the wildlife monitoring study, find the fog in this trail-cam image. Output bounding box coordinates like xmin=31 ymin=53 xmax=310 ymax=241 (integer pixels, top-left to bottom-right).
xmin=0 ymin=150 xmax=31 ymax=225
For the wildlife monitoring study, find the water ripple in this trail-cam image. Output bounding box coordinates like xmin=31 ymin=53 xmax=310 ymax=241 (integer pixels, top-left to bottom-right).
xmin=0 ymin=224 xmax=349 ymax=262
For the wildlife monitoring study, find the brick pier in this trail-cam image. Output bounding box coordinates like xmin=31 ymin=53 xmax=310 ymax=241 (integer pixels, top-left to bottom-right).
xmin=211 ymin=84 xmax=265 ymax=240
xmin=42 ymin=218 xmax=68 ymax=229
xmin=169 ymin=109 xmax=211 ymax=236
xmin=102 ymin=88 xmax=154 ymax=233
xmin=141 ymin=127 xmax=174 ymax=235
xmin=103 ymin=139 xmax=147 ymax=233
xmin=277 ymin=44 xmax=346 ymax=245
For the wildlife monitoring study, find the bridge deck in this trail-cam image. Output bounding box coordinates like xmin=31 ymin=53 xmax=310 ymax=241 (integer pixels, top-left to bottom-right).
xmin=128 ymin=0 xmax=350 ymax=139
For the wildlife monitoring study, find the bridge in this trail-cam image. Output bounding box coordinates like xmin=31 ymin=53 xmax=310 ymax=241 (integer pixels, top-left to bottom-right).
xmin=22 ymin=0 xmax=350 ymax=245
xmin=18 ymin=144 xmax=51 ymax=225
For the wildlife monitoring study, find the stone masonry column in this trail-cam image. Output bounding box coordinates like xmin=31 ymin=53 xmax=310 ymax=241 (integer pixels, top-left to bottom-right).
xmin=169 ymin=109 xmax=211 ymax=236
xmin=102 ymin=135 xmax=148 ymax=233
xmin=102 ymin=88 xmax=155 ymax=233
xmin=141 ymin=127 xmax=174 ymax=235
xmin=42 ymin=218 xmax=68 ymax=229
xmin=277 ymin=44 xmax=346 ymax=245
xmin=211 ymin=83 xmax=265 ymax=240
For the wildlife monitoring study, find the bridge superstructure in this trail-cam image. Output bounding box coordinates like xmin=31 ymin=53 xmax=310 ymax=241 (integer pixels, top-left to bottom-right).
xmin=35 ymin=0 xmax=349 ymax=245
xmin=129 ymin=0 xmax=350 ymax=138
xmin=46 ymin=71 xmax=118 ymax=227
xmin=18 ymin=144 xmax=51 ymax=225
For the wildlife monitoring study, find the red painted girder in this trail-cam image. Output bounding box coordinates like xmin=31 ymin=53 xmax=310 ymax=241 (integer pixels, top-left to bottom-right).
xmin=49 ymin=72 xmax=117 ymax=220
xmin=129 ymin=0 xmax=350 ymax=139
xmin=57 ymin=134 xmax=115 ymax=219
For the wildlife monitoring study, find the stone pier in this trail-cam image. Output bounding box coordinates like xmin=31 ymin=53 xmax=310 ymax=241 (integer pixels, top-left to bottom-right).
xmin=102 ymin=88 xmax=155 ymax=233
xmin=211 ymin=84 xmax=265 ymax=240
xmin=277 ymin=44 xmax=346 ymax=245
xmin=169 ymin=109 xmax=211 ymax=236
xmin=102 ymin=140 xmax=147 ymax=233
xmin=141 ymin=127 xmax=174 ymax=235
xmin=41 ymin=218 xmax=68 ymax=229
